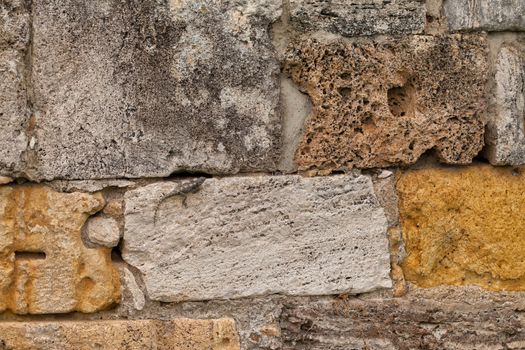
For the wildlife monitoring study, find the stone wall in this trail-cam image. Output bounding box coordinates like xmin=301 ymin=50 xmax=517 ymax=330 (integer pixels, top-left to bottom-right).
xmin=0 ymin=0 xmax=524 ymax=349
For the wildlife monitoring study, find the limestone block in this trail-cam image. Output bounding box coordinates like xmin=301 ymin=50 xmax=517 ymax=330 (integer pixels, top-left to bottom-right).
xmin=485 ymin=43 xmax=525 ymax=165
xmin=290 ymin=0 xmax=426 ymax=37
xmin=122 ymin=175 xmax=391 ymax=302
xmin=0 ymin=0 xmax=31 ymax=176
xmin=84 ymin=216 xmax=121 ymax=247
xmin=284 ymin=35 xmax=488 ymax=172
xmin=30 ymin=0 xmax=281 ymax=180
xmin=282 ymin=291 xmax=525 ymax=349
xmin=0 ymin=318 xmax=240 ymax=350
xmin=397 ymin=165 xmax=525 ymax=291
xmin=0 ymin=185 xmax=120 ymax=314
xmin=444 ymin=0 xmax=525 ymax=32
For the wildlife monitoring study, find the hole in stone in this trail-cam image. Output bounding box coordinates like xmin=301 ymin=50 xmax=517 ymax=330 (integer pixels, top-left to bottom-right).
xmin=388 ymin=82 xmax=415 ymax=118
xmin=340 ymin=73 xmax=352 ymax=80
xmin=338 ymin=87 xmax=352 ymax=97
xmin=111 ymin=246 xmax=124 ymax=263
xmin=15 ymin=251 xmax=46 ymax=260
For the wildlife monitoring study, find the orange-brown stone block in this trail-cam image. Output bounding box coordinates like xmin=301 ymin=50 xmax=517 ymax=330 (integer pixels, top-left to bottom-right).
xmin=397 ymin=165 xmax=525 ymax=291
xmin=0 ymin=318 xmax=240 ymax=350
xmin=285 ymin=35 xmax=488 ymax=172
xmin=0 ymin=185 xmax=120 ymax=314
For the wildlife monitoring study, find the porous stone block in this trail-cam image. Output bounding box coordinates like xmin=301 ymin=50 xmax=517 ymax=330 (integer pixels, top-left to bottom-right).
xmin=289 ymin=0 xmax=426 ymax=37
xmin=0 ymin=318 xmax=240 ymax=350
xmin=0 ymin=185 xmax=120 ymax=314
xmin=285 ymin=35 xmax=488 ymax=172
xmin=397 ymin=165 xmax=525 ymax=291
xmin=122 ymin=175 xmax=391 ymax=302
xmin=30 ymin=0 xmax=281 ymax=180
xmin=444 ymin=0 xmax=525 ymax=32
xmin=282 ymin=290 xmax=525 ymax=349
xmin=0 ymin=0 xmax=31 ymax=176
xmin=485 ymin=42 xmax=525 ymax=165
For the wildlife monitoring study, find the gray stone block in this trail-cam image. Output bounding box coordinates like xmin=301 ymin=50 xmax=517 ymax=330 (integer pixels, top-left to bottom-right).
xmin=289 ymin=0 xmax=426 ymax=37
xmin=30 ymin=0 xmax=282 ymax=180
xmin=485 ymin=42 xmax=525 ymax=165
xmin=122 ymin=174 xmax=392 ymax=302
xmin=444 ymin=0 xmax=525 ymax=32
xmin=0 ymin=0 xmax=30 ymax=176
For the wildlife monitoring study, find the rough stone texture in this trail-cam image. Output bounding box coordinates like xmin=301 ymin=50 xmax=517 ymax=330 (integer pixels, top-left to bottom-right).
xmin=285 ymin=35 xmax=488 ymax=172
xmin=29 ymin=0 xmax=281 ymax=180
xmin=0 ymin=318 xmax=240 ymax=350
xmin=444 ymin=0 xmax=525 ymax=32
xmin=0 ymin=0 xmax=30 ymax=176
xmin=281 ymin=292 xmax=525 ymax=349
xmin=0 ymin=185 xmax=120 ymax=314
xmin=485 ymin=42 xmax=525 ymax=165
xmin=47 ymin=179 xmax=136 ymax=193
xmin=123 ymin=175 xmax=391 ymax=302
xmin=278 ymin=77 xmax=311 ymax=173
xmin=397 ymin=165 xmax=525 ymax=291
xmin=84 ymin=215 xmax=121 ymax=247
xmin=120 ymin=266 xmax=146 ymax=311
xmin=289 ymin=0 xmax=426 ymax=37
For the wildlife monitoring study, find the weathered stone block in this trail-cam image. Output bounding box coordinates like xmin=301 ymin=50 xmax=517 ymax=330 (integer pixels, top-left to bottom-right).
xmin=84 ymin=216 xmax=121 ymax=248
xmin=281 ymin=292 xmax=525 ymax=349
xmin=290 ymin=0 xmax=426 ymax=37
xmin=0 ymin=0 xmax=30 ymax=176
xmin=0 ymin=185 xmax=120 ymax=314
xmin=29 ymin=0 xmax=281 ymax=180
xmin=397 ymin=165 xmax=525 ymax=291
xmin=444 ymin=0 xmax=525 ymax=32
xmin=122 ymin=175 xmax=391 ymax=302
xmin=285 ymin=35 xmax=488 ymax=172
xmin=485 ymin=42 xmax=525 ymax=165
xmin=0 ymin=318 xmax=240 ymax=350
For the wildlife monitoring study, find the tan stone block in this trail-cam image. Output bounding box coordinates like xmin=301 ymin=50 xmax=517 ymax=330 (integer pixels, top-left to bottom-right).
xmin=397 ymin=165 xmax=525 ymax=291
xmin=0 ymin=185 xmax=120 ymax=314
xmin=285 ymin=35 xmax=488 ymax=172
xmin=0 ymin=318 xmax=240 ymax=350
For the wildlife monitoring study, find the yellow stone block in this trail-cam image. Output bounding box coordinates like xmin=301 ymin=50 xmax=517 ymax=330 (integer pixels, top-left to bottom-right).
xmin=0 ymin=185 xmax=120 ymax=314
xmin=0 ymin=318 xmax=240 ymax=350
xmin=397 ymin=165 xmax=525 ymax=291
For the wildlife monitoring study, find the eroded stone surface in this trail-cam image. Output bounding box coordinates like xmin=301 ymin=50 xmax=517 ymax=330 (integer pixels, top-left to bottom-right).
xmin=290 ymin=0 xmax=426 ymax=37
xmin=29 ymin=0 xmax=281 ymax=180
xmin=0 ymin=318 xmax=240 ymax=350
xmin=397 ymin=165 xmax=525 ymax=291
xmin=0 ymin=185 xmax=120 ymax=314
xmin=0 ymin=0 xmax=30 ymax=176
xmin=123 ymin=175 xmax=391 ymax=302
xmin=485 ymin=42 xmax=525 ymax=165
xmin=285 ymin=35 xmax=488 ymax=172
xmin=444 ymin=0 xmax=525 ymax=32
xmin=281 ymin=292 xmax=525 ymax=349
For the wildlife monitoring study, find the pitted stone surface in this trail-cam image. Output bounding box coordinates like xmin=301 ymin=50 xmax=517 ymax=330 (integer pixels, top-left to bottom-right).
xmin=285 ymin=35 xmax=488 ymax=172
xmin=122 ymin=175 xmax=391 ymax=302
xmin=29 ymin=0 xmax=281 ymax=180
xmin=444 ymin=0 xmax=525 ymax=32
xmin=282 ymin=292 xmax=525 ymax=349
xmin=0 ymin=0 xmax=30 ymax=176
xmin=0 ymin=185 xmax=120 ymax=314
xmin=0 ymin=318 xmax=240 ymax=350
xmin=397 ymin=165 xmax=525 ymax=291
xmin=486 ymin=42 xmax=525 ymax=165
xmin=289 ymin=0 xmax=425 ymax=37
